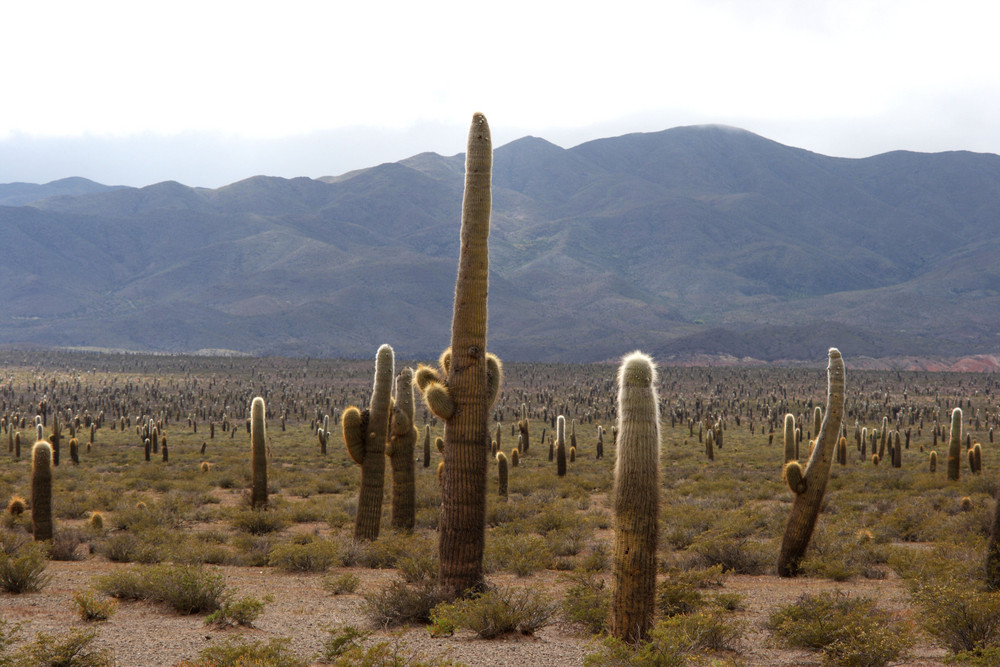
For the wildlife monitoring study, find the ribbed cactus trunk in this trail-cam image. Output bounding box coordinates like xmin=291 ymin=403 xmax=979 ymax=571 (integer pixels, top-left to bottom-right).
xmin=986 ymin=478 xmax=1000 ymax=589
xmin=343 ymin=344 xmax=394 ymax=541
xmin=31 ymin=441 xmax=53 ymax=541
xmin=388 ymin=368 xmax=417 ymax=532
xmin=777 ymin=349 xmax=846 ymax=578
xmin=947 ymin=408 xmax=963 ymax=481
xmin=610 ymin=352 xmax=660 ymax=643
xmin=414 ymin=114 xmax=502 ymax=599
xmin=783 ymin=413 xmax=795 ymax=463
xmin=556 ymin=415 xmax=567 ymax=477
xmin=496 ymin=451 xmax=508 ymax=498
xmin=440 ymin=113 xmax=493 ymax=598
xmin=250 ymin=396 xmax=267 ymax=509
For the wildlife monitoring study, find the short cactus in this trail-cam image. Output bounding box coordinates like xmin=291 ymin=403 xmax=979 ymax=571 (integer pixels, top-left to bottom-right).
xmin=342 ymin=344 xmax=395 ymax=541
xmin=387 ymin=368 xmax=418 ymax=532
xmin=496 ymin=451 xmax=508 ymax=498
xmin=783 ymin=414 xmax=795 ymax=463
xmin=610 ymin=351 xmax=660 ymax=642
xmin=705 ymin=428 xmax=715 ymax=461
xmin=31 ymin=441 xmax=53 ymax=541
xmin=777 ymin=349 xmax=846 ymax=578
xmin=250 ymin=396 xmax=267 ymax=509
xmin=929 ymin=450 xmax=937 ymax=473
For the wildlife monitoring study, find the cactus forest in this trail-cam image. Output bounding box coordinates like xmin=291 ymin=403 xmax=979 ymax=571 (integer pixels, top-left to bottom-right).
xmin=1 ymin=116 xmax=999 ymax=666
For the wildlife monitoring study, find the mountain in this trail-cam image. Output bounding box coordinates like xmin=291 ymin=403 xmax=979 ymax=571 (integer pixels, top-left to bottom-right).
xmin=0 ymin=177 xmax=124 ymax=207
xmin=2 ymin=124 xmax=1000 ymax=363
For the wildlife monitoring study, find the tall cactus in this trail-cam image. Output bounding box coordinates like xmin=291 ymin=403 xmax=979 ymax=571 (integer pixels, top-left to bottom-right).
xmin=343 ymin=344 xmax=395 ymax=541
xmin=610 ymin=351 xmax=660 ymax=642
xmin=556 ymin=415 xmax=567 ymax=477
xmin=777 ymin=348 xmax=846 ymax=577
xmin=415 ymin=113 xmax=502 ymax=598
xmin=947 ymin=408 xmax=963 ymax=481
xmin=250 ymin=396 xmax=267 ymax=509
xmin=387 ymin=368 xmax=417 ymax=531
xmin=422 ymin=425 xmax=431 ymax=468
xmin=31 ymin=441 xmax=53 ymax=541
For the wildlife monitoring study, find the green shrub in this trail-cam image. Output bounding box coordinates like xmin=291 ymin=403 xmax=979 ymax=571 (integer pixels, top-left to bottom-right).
xmin=561 ymin=571 xmax=609 ymax=634
xmin=175 ymin=637 xmax=307 ymax=667
xmin=94 ymin=564 xmax=226 ymax=614
xmin=12 ymin=628 xmax=113 ymax=667
xmin=0 ymin=542 xmax=52 ymax=593
xmin=584 ymin=609 xmax=743 ymax=666
xmin=322 ymin=626 xmax=459 ymax=666
xmin=766 ymin=591 xmax=912 ymax=666
xmin=429 ymin=585 xmax=556 ymax=639
xmin=362 ymin=579 xmax=448 ymax=628
xmin=230 ymin=508 xmax=287 ymax=535
xmin=322 ymin=573 xmax=360 ymax=596
xmin=485 ymin=532 xmax=552 ymax=576
xmin=268 ymin=538 xmax=338 ymax=572
xmin=909 ymin=580 xmax=1000 ymax=653
xmin=72 ymin=590 xmax=118 ymax=622
xmin=205 ymin=593 xmax=272 ymax=628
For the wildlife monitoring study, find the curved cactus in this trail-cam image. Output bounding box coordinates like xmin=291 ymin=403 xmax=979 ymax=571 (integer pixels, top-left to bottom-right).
xmin=777 ymin=348 xmax=846 ymax=577
xmin=388 ymin=368 xmax=418 ymax=531
xmin=342 ymin=344 xmax=395 ymax=540
xmin=250 ymin=396 xmax=267 ymax=509
xmin=556 ymin=415 xmax=567 ymax=477
xmin=416 ymin=113 xmax=502 ymax=598
xmin=610 ymin=351 xmax=660 ymax=642
xmin=31 ymin=441 xmax=53 ymax=541
xmin=947 ymin=408 xmax=963 ymax=481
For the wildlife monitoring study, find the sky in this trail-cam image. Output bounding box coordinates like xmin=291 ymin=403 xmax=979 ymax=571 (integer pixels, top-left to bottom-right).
xmin=2 ymin=0 xmax=999 ymax=188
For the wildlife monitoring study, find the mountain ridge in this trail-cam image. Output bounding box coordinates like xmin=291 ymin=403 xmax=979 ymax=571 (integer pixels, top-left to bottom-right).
xmin=3 ymin=124 xmax=1000 ymax=363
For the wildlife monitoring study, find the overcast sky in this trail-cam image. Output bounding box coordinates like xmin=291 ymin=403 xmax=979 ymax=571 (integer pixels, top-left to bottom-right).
xmin=2 ymin=0 xmax=998 ymax=188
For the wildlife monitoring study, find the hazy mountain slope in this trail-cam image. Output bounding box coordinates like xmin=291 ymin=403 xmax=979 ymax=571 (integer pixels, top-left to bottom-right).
xmin=3 ymin=125 xmax=1000 ymax=362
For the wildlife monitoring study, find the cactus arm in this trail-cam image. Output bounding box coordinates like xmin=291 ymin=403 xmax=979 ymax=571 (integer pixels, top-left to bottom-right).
xmin=342 ymin=406 xmax=366 ymax=465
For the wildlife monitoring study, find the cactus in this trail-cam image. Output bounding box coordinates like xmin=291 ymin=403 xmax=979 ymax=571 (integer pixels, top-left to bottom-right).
xmin=705 ymin=428 xmax=715 ymax=461
xmin=777 ymin=348 xmax=846 ymax=577
xmin=610 ymin=351 xmax=660 ymax=642
xmin=423 ymin=425 xmax=431 ymax=468
xmin=414 ymin=113 xmax=502 ymax=599
xmin=517 ymin=403 xmax=530 ymax=455
xmin=387 ymin=368 xmax=418 ymax=532
xmin=987 ymin=472 xmax=1000 ymax=588
xmin=161 ymin=437 xmax=168 ymax=462
xmin=250 ymin=396 xmax=267 ymax=509
xmin=974 ymin=443 xmax=983 ymax=474
xmin=496 ymin=451 xmax=508 ymax=498
xmin=783 ymin=414 xmax=795 ymax=463
xmin=511 ymin=448 xmax=519 ymax=467
xmin=596 ymin=425 xmax=604 ymax=460
xmin=49 ymin=413 xmax=60 ymax=466
xmin=342 ymin=344 xmax=395 ymax=541
xmin=69 ymin=437 xmax=79 ymax=465
xmin=929 ymin=450 xmax=938 ymax=472
xmin=837 ymin=437 xmax=847 ymax=465
xmin=947 ymin=408 xmax=963 ymax=481
xmin=31 ymin=441 xmax=53 ymax=541
xmin=556 ymin=415 xmax=567 ymax=477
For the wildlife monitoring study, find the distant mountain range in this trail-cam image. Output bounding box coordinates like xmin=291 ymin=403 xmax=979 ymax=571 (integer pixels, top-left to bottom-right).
xmin=3 ymin=124 xmax=1000 ymax=365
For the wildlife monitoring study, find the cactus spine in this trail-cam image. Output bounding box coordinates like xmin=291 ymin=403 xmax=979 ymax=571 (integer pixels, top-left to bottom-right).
xmin=610 ymin=351 xmax=660 ymax=642
xmin=416 ymin=114 xmax=502 ymax=598
xmin=556 ymin=415 xmax=567 ymax=477
xmin=343 ymin=344 xmax=394 ymax=541
xmin=31 ymin=441 xmax=53 ymax=541
xmin=777 ymin=348 xmax=846 ymax=577
xmin=947 ymin=408 xmax=963 ymax=481
xmin=388 ymin=368 xmax=417 ymax=532
xmin=250 ymin=396 xmax=267 ymax=509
